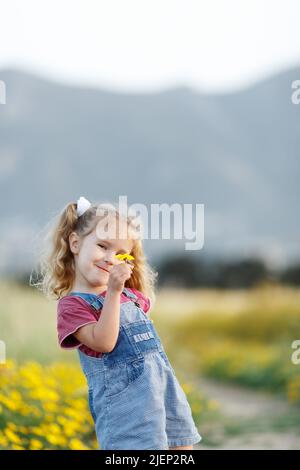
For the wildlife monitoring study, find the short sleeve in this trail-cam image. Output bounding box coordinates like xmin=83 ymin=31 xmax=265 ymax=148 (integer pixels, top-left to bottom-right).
xmin=129 ymin=288 xmax=152 ymax=314
xmin=57 ymin=297 xmax=98 ymax=349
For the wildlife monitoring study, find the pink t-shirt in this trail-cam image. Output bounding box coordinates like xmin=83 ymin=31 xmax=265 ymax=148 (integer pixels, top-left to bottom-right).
xmin=57 ymin=288 xmax=151 ymax=358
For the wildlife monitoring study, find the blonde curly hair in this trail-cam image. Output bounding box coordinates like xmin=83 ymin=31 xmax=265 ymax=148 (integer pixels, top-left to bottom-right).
xmin=30 ymin=199 xmax=158 ymax=304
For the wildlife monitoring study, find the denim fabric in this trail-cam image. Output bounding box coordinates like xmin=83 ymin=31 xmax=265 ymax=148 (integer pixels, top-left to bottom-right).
xmin=70 ymin=287 xmax=202 ymax=450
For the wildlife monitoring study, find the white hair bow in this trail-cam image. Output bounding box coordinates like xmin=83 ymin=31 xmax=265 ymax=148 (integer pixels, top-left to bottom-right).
xmin=77 ymin=196 xmax=91 ymax=217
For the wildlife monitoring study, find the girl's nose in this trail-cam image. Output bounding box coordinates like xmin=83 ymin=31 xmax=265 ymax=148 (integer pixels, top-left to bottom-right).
xmin=104 ymin=253 xmax=115 ymax=265
xmin=104 ymin=259 xmax=113 ymax=266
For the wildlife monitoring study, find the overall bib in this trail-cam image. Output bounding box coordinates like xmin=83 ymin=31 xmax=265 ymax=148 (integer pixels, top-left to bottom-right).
xmin=70 ymin=287 xmax=201 ymax=450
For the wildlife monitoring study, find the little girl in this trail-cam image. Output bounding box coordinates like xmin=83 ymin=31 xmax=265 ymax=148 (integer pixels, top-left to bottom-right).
xmin=35 ymin=196 xmax=201 ymax=450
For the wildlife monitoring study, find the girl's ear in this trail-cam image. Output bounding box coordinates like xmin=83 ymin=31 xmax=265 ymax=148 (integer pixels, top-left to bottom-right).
xmin=69 ymin=232 xmax=80 ymax=255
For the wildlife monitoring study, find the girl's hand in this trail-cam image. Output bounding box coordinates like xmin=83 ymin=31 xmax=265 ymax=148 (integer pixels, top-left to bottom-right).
xmin=107 ymin=261 xmax=134 ymax=294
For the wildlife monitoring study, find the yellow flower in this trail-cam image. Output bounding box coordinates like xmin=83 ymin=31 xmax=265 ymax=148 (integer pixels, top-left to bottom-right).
xmin=29 ymin=387 xmax=59 ymax=402
xmin=30 ymin=427 xmax=45 ymax=437
xmin=0 ymin=433 xmax=8 ymax=447
xmin=2 ymin=397 xmax=19 ymax=411
xmin=43 ymin=402 xmax=59 ymax=413
xmin=4 ymin=428 xmax=22 ymax=445
xmin=63 ymin=421 xmax=80 ymax=437
xmin=191 ymin=403 xmax=203 ymax=414
xmin=57 ymin=416 xmax=68 ymax=426
xmin=115 ymin=253 xmax=135 ymax=262
xmin=47 ymin=423 xmax=61 ymax=435
xmin=181 ymin=383 xmax=192 ymax=394
xmin=29 ymin=439 xmax=43 ymax=450
xmin=69 ymin=438 xmax=88 ymax=450
xmin=7 ymin=422 xmax=18 ymax=431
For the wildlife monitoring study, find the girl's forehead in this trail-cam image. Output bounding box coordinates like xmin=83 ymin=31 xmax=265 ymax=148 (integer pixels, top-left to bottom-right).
xmin=94 ymin=217 xmax=132 ymax=237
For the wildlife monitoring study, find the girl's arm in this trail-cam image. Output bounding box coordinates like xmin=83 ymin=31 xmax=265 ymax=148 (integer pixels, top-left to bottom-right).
xmin=73 ymin=262 xmax=133 ymax=353
xmin=74 ymin=289 xmax=121 ymax=352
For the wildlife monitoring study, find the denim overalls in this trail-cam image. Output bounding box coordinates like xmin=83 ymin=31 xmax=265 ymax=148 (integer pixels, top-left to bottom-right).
xmin=69 ymin=287 xmax=201 ymax=450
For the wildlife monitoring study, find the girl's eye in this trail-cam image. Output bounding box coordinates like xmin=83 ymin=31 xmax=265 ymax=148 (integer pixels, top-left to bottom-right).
xmin=97 ymin=244 xmax=106 ymax=249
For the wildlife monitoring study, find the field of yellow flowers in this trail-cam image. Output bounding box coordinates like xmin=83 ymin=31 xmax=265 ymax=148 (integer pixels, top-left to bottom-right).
xmin=0 ymin=359 xmax=214 ymax=450
xmin=0 ymin=360 xmax=98 ymax=450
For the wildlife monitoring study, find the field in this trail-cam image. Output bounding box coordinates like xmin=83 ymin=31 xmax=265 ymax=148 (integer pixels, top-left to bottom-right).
xmin=1 ymin=280 xmax=300 ymax=449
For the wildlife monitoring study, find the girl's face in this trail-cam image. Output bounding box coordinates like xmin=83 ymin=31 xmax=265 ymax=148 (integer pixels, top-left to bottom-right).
xmin=69 ymin=221 xmax=134 ymax=290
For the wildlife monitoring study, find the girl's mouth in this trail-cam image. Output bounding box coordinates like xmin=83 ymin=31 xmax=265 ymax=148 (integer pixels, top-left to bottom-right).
xmin=96 ymin=265 xmax=109 ymax=273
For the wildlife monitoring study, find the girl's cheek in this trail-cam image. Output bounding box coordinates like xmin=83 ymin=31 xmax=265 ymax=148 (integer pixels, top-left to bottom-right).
xmin=95 ymin=246 xmax=105 ymax=256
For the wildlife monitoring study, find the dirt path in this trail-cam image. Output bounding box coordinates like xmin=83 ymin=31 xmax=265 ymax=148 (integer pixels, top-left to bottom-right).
xmin=194 ymin=377 xmax=300 ymax=450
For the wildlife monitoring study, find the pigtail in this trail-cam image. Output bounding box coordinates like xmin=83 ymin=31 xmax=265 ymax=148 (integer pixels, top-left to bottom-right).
xmin=30 ymin=202 xmax=79 ymax=300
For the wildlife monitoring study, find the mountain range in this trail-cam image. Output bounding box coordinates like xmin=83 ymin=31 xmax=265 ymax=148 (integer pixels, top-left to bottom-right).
xmin=0 ymin=66 xmax=299 ymax=274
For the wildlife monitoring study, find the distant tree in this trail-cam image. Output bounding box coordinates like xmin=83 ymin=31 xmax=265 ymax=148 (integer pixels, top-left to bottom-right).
xmin=280 ymin=264 xmax=300 ymax=286
xmin=157 ymin=255 xmax=201 ymax=287
xmin=215 ymin=258 xmax=268 ymax=288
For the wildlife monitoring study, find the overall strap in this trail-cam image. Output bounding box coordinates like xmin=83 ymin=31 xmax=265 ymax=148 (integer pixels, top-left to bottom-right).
xmin=122 ymin=287 xmax=141 ymax=307
xmin=68 ymin=292 xmax=103 ymax=311
xmin=122 ymin=287 xmax=137 ymax=300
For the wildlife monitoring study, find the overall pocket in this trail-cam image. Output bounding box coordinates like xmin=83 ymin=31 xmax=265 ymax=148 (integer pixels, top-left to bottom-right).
xmin=105 ymin=357 xmax=145 ymax=399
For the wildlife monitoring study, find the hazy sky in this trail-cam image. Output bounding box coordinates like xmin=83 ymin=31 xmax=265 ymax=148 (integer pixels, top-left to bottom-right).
xmin=0 ymin=0 xmax=299 ymax=93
